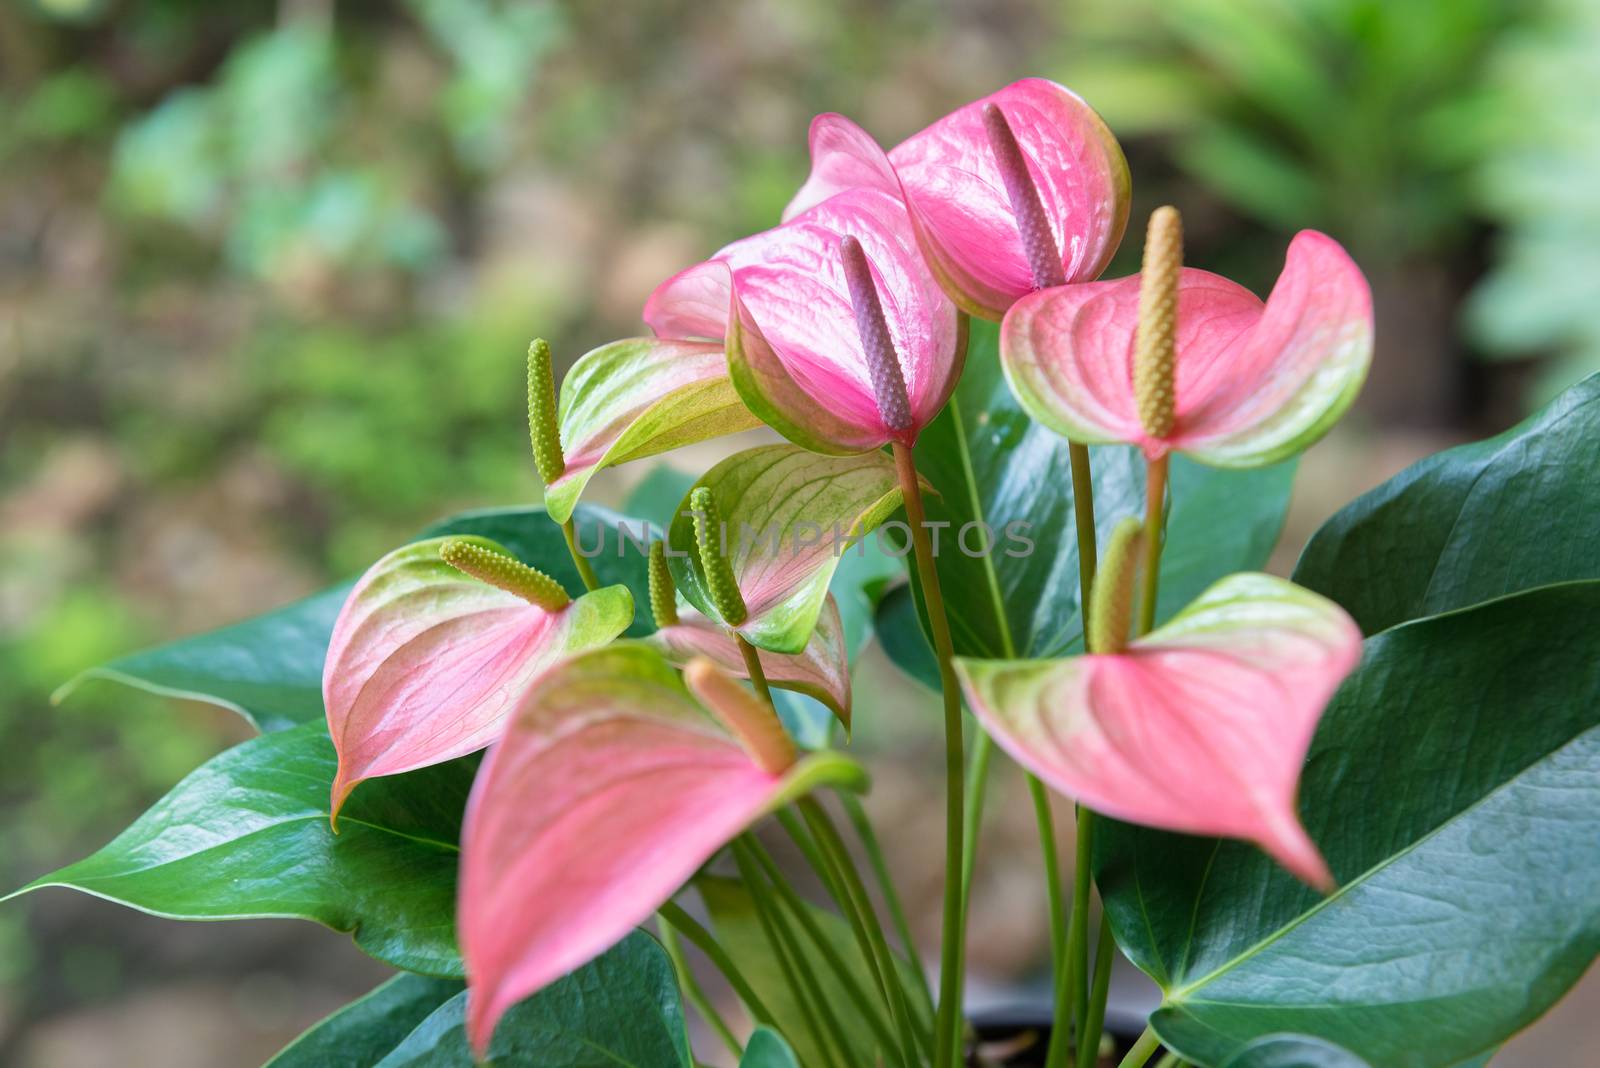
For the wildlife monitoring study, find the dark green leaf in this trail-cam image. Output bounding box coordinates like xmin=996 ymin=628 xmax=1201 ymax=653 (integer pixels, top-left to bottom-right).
xmin=52 ymin=584 xmax=350 ymax=733
xmin=1097 ymin=582 xmax=1600 ymax=1066
xmin=54 ymin=504 xmax=651 ymax=733
xmin=880 ymin=319 xmax=1294 ymax=672
xmin=374 ymin=929 xmax=691 ymax=1067
xmin=7 ymin=722 xmax=470 ymax=976
xmin=265 ymin=973 xmax=463 ymax=1068
xmin=1293 ymin=373 xmax=1600 ymax=633
xmin=1219 ymin=1034 xmax=1370 ymax=1068
xmin=741 ymin=1027 xmax=802 ymax=1068
xmin=623 ymin=463 xmax=698 ymax=529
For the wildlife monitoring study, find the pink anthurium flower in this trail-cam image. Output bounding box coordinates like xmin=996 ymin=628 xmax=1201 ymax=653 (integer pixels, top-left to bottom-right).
xmin=644 ymin=187 xmax=964 ymax=454
xmin=652 ymin=595 xmax=852 ymax=732
xmin=955 ymin=573 xmax=1362 ymax=888
xmin=1001 ymin=229 xmax=1374 ymax=468
xmin=459 ymin=643 xmax=863 ymax=1054
xmin=322 ymin=536 xmax=633 ymax=822
xmin=783 ymin=77 xmax=1132 ymax=320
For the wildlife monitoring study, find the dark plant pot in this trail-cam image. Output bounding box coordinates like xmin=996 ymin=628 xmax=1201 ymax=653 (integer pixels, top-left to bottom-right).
xmin=968 ymin=1007 xmax=1151 ymax=1067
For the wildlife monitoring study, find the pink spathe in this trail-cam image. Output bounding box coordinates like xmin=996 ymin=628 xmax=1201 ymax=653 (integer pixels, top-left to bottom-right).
xmin=321 ymin=538 xmax=631 ymax=821
xmin=784 ymin=77 xmax=1131 ymax=319
xmin=462 ymin=715 xmax=781 ymax=1052
xmin=956 ymin=574 xmax=1363 ymax=888
xmin=1002 ymin=230 xmax=1374 ymax=468
xmin=645 ymin=187 xmax=961 ymax=452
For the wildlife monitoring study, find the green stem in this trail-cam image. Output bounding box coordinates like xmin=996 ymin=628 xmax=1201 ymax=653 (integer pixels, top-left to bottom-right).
xmin=1078 ymin=914 xmax=1116 ymax=1068
xmin=660 ymin=917 xmax=742 ymax=1061
xmin=777 ymin=808 xmax=904 ymax=1047
xmin=1028 ymin=775 xmax=1066 ymax=988
xmin=949 ymin=726 xmax=994 ymax=1050
xmin=842 ymin=792 xmax=935 ymax=1017
xmin=1116 ymin=1025 xmax=1163 ymax=1068
xmin=658 ymin=900 xmax=775 ymax=1027
xmin=735 ymin=633 xmax=775 ymax=706
xmin=1137 ymin=453 xmax=1168 ymax=635
xmin=733 ymin=840 xmax=851 ymax=1068
xmin=892 ymin=441 xmax=966 ymax=1068
xmin=745 ymin=837 xmax=911 ymax=1068
xmin=1043 ymin=442 xmax=1102 ymax=1068
xmin=1153 ymin=1052 xmax=1183 ymax=1068
xmin=1044 ymin=807 xmax=1094 ymax=1068
xmin=801 ymin=798 xmax=928 ymax=1062
xmin=1068 ymin=442 xmax=1099 ymax=617
xmin=561 ymin=517 xmax=601 ymax=592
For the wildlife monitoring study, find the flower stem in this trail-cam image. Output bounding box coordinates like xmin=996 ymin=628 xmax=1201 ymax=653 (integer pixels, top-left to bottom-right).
xmin=842 ymin=792 xmax=936 ymax=1018
xmin=1116 ymin=1025 xmax=1163 ymax=1068
xmin=745 ymin=836 xmax=912 ymax=1068
xmin=1028 ymin=776 xmax=1066 ymax=987
xmin=892 ymin=440 xmax=967 ymax=1068
xmin=735 ymin=633 xmax=775 ymax=706
xmin=733 ymin=839 xmax=852 ymax=1068
xmin=660 ymin=916 xmax=742 ymax=1061
xmin=658 ymin=899 xmax=775 ymax=1027
xmin=1042 ymin=440 xmax=1100 ymax=1068
xmin=1068 ymin=443 xmax=1099 ymax=610
xmin=561 ymin=517 xmax=601 ymax=592
xmin=801 ymin=797 xmax=928 ymax=1063
xmin=1078 ymin=913 xmax=1116 ymax=1068
xmin=1138 ymin=453 xmax=1168 ymax=635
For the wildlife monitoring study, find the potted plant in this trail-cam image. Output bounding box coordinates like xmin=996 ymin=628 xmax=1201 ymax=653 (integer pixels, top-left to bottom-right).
xmin=13 ymin=79 xmax=1596 ymax=1068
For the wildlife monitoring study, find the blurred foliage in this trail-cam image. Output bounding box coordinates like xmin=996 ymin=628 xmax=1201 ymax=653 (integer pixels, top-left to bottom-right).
xmin=1060 ymin=0 xmax=1517 ymax=266
xmin=1467 ymin=0 xmax=1600 ymax=397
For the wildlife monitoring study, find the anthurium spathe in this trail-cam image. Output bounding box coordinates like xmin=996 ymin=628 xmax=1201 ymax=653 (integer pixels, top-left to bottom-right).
xmin=644 ymin=187 xmax=964 ymax=454
xmin=955 ymin=571 xmax=1362 ymax=888
xmin=665 ymin=444 xmax=906 ymax=654
xmin=783 ymin=78 xmax=1132 ymax=320
xmin=458 ymin=643 xmax=864 ymax=1054
xmin=1001 ymin=223 xmax=1374 ymax=468
xmin=651 ymin=596 xmax=853 ymax=732
xmin=533 ymin=337 xmax=764 ymax=525
xmin=321 ymin=536 xmax=633 ymax=821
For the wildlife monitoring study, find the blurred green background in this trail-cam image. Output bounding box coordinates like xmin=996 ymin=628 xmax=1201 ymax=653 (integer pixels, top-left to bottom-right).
xmin=3 ymin=0 xmax=1598 ymax=1063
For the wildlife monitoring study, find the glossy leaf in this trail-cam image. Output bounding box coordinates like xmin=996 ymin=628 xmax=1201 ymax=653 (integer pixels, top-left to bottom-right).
xmin=652 ymin=596 xmax=852 ymax=731
xmin=877 ymin=320 xmax=1295 ymax=681
xmin=52 ymin=505 xmax=658 ymax=735
xmin=1220 ymin=1035 xmax=1371 ymax=1068
xmin=1096 ymin=581 xmax=1600 ymax=1067
xmin=460 ymin=644 xmax=865 ymax=1053
xmin=265 ymin=973 xmax=463 ymax=1068
xmin=699 ymin=875 xmax=931 ymax=1068
xmin=1001 ymin=230 xmax=1372 ymax=467
xmin=1294 ymin=371 xmax=1600 ymax=634
xmin=377 ymin=930 xmax=691 ymax=1067
xmin=6 ymin=722 xmax=470 ymax=976
xmin=51 ymin=584 xmax=349 ymax=733
xmin=543 ymin=337 xmax=763 ymax=524
xmin=957 ymin=574 xmax=1360 ymax=886
xmin=784 ymin=78 xmax=1131 ymax=320
xmin=323 ymin=535 xmax=633 ymax=817
xmin=741 ymin=1027 xmax=802 ymax=1068
xmin=667 ymin=444 xmax=906 ymax=654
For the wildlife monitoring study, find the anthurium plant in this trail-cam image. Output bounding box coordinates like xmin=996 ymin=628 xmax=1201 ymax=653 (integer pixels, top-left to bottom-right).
xmin=15 ymin=79 xmax=1598 ymax=1068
